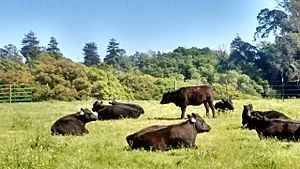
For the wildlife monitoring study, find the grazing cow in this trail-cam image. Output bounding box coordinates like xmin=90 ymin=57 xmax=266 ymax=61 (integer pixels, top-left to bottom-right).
xmin=160 ymin=85 xmax=215 ymax=119
xmin=92 ymin=100 xmax=142 ymax=120
xmin=214 ymin=98 xmax=234 ymax=111
xmin=242 ymin=104 xmax=290 ymax=129
xmin=126 ymin=113 xmax=211 ymax=151
xmin=109 ymin=100 xmax=144 ymax=114
xmin=243 ymin=112 xmax=300 ymax=141
xmin=51 ymin=108 xmax=97 ymax=136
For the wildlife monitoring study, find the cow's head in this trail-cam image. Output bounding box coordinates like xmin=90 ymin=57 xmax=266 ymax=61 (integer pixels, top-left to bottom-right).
xmin=92 ymin=100 xmax=104 ymax=112
xmin=160 ymin=91 xmax=172 ymax=104
xmin=188 ymin=113 xmax=211 ymax=133
xmin=76 ymin=108 xmax=98 ymax=123
xmin=242 ymin=104 xmax=254 ymax=128
xmin=222 ymin=98 xmax=234 ymax=110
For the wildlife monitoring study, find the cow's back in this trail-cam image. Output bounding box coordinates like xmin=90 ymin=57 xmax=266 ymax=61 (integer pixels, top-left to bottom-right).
xmin=51 ymin=116 xmax=86 ymax=135
xmin=97 ymin=105 xmax=141 ymax=120
xmin=178 ymin=85 xmax=213 ymax=106
xmin=259 ymin=111 xmax=290 ymax=120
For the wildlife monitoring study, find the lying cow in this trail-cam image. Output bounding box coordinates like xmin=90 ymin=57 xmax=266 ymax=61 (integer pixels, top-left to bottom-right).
xmin=160 ymin=85 xmax=215 ymax=119
xmin=51 ymin=108 xmax=97 ymax=136
xmin=92 ymin=100 xmax=142 ymax=120
xmin=126 ymin=125 xmax=168 ymax=149
xmin=214 ymin=98 xmax=234 ymax=112
xmin=243 ymin=111 xmax=300 ymax=141
xmin=109 ymin=100 xmax=144 ymax=114
xmin=126 ymin=113 xmax=211 ymax=151
xmin=242 ymin=104 xmax=290 ymax=129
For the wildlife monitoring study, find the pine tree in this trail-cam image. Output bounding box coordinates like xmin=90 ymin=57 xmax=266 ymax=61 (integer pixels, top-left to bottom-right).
xmin=20 ymin=31 xmax=41 ymax=62
xmin=47 ymin=37 xmax=63 ymax=59
xmin=104 ymin=38 xmax=120 ymax=65
xmin=47 ymin=37 xmax=60 ymax=53
xmin=83 ymin=42 xmax=100 ymax=66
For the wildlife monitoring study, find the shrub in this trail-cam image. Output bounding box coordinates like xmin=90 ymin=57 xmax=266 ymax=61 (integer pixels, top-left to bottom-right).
xmin=87 ymin=67 xmax=133 ymax=100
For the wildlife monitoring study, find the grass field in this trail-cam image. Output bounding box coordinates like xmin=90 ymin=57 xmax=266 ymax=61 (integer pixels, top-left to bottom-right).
xmin=1 ymin=99 xmax=300 ymax=169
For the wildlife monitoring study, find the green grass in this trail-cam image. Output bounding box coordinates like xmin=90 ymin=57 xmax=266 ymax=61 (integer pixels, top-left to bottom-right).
xmin=1 ymin=99 xmax=300 ymax=169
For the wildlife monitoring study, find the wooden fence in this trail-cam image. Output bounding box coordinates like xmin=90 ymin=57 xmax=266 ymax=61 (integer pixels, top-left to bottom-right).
xmin=0 ymin=84 xmax=32 ymax=103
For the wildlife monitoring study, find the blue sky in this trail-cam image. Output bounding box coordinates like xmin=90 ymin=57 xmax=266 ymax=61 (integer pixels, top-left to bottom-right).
xmin=0 ymin=0 xmax=277 ymax=62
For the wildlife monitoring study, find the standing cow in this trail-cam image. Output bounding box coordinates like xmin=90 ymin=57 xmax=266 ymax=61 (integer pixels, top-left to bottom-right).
xmin=126 ymin=113 xmax=211 ymax=151
xmin=160 ymin=85 xmax=215 ymax=119
xmin=51 ymin=108 xmax=97 ymax=136
xmin=242 ymin=104 xmax=290 ymax=129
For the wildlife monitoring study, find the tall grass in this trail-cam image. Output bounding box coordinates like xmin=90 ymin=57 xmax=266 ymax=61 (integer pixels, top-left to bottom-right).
xmin=0 ymin=99 xmax=300 ymax=169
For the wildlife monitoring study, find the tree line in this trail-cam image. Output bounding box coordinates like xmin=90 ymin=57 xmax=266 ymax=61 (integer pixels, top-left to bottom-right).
xmin=0 ymin=0 xmax=299 ymax=101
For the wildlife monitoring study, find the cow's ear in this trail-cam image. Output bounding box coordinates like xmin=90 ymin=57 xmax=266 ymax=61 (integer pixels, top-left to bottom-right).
xmin=191 ymin=113 xmax=197 ymax=122
xmin=80 ymin=110 xmax=85 ymax=115
xmin=221 ymin=98 xmax=225 ymax=102
xmin=191 ymin=117 xmax=196 ymax=123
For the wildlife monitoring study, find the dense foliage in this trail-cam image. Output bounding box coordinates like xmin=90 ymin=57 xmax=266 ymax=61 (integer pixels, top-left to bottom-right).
xmin=0 ymin=0 xmax=299 ymax=101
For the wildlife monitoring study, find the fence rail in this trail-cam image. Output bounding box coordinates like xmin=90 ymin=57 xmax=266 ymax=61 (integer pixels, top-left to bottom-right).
xmin=0 ymin=84 xmax=32 ymax=103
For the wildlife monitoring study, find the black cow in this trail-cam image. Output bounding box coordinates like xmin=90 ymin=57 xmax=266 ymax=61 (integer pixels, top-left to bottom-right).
xmin=214 ymin=98 xmax=234 ymax=111
xmin=51 ymin=108 xmax=97 ymax=136
xmin=242 ymin=104 xmax=290 ymax=129
xmin=109 ymin=100 xmax=144 ymax=114
xmin=243 ymin=112 xmax=300 ymax=141
xmin=126 ymin=113 xmax=211 ymax=151
xmin=92 ymin=100 xmax=142 ymax=120
xmin=126 ymin=125 xmax=167 ymax=149
xmin=160 ymin=85 xmax=215 ymax=119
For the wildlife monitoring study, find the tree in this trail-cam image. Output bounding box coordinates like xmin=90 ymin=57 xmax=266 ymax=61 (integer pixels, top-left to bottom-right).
xmin=83 ymin=42 xmax=100 ymax=66
xmin=104 ymin=38 xmax=122 ymax=67
xmin=47 ymin=37 xmax=63 ymax=59
xmin=20 ymin=31 xmax=41 ymax=62
xmin=0 ymin=59 xmax=33 ymax=84
xmin=33 ymin=53 xmax=91 ymax=101
xmin=254 ymin=0 xmax=300 ymax=81
xmin=0 ymin=44 xmax=23 ymax=63
xmin=227 ymin=35 xmax=263 ymax=82
xmin=47 ymin=37 xmax=60 ymax=53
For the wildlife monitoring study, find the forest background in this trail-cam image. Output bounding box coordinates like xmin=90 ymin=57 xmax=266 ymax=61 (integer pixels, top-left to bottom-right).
xmin=1 ymin=0 xmax=300 ymax=101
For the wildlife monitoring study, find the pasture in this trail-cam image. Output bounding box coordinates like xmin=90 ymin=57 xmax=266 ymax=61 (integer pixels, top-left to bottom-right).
xmin=1 ymin=99 xmax=300 ymax=169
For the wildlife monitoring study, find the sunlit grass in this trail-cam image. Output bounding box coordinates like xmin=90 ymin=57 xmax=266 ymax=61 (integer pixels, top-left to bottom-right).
xmin=0 ymin=99 xmax=300 ymax=168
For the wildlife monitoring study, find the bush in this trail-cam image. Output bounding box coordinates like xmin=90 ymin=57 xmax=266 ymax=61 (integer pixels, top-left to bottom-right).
xmin=53 ymin=84 xmax=77 ymax=101
xmin=32 ymin=53 xmax=92 ymax=101
xmin=87 ymin=67 xmax=133 ymax=100
xmin=118 ymin=74 xmax=160 ymax=100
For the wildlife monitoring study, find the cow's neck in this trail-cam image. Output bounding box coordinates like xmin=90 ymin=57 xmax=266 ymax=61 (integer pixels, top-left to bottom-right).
xmin=180 ymin=121 xmax=197 ymax=133
xmin=255 ymin=120 xmax=271 ymax=133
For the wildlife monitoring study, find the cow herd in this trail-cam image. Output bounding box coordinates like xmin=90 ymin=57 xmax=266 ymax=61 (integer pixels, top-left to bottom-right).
xmin=50 ymin=85 xmax=300 ymax=151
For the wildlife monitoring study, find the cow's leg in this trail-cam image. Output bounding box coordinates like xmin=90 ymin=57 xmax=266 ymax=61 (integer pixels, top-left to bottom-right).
xmin=204 ymin=102 xmax=210 ymax=117
xmin=180 ymin=107 xmax=186 ymax=119
xmin=208 ymin=101 xmax=215 ymax=118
